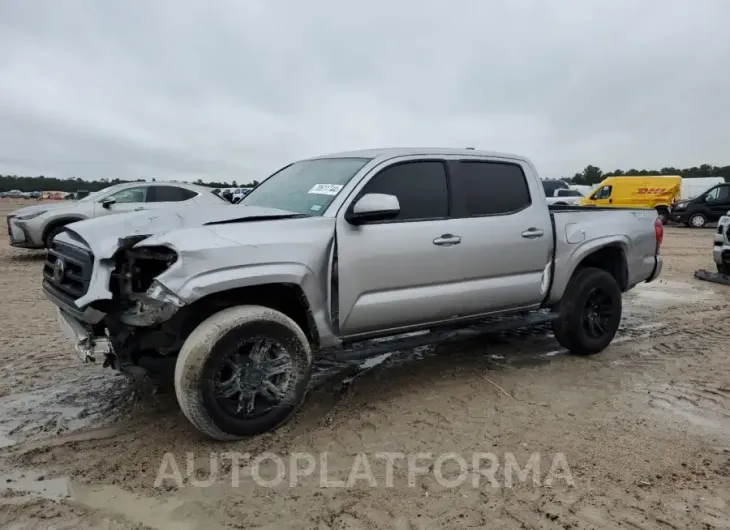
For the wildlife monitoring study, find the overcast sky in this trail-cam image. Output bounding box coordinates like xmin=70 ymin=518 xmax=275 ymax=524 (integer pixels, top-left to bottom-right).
xmin=1 ymin=0 xmax=729 ymax=183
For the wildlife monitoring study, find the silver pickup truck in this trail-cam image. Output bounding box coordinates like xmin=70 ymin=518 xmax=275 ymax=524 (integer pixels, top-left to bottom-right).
xmin=42 ymin=148 xmax=664 ymax=440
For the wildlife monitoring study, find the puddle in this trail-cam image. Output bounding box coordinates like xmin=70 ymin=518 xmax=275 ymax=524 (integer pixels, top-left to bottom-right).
xmin=647 ymin=382 xmax=730 ymax=439
xmin=628 ymin=280 xmax=721 ymax=307
xmin=651 ymin=399 xmax=730 ymax=438
xmin=0 ymin=372 xmax=132 ymax=447
xmin=0 ymin=469 xmax=71 ymax=500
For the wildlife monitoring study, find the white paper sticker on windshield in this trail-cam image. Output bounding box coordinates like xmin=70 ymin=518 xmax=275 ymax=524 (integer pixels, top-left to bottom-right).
xmin=308 ymin=184 xmax=343 ymax=196
xmin=310 ymin=204 xmax=323 ymax=212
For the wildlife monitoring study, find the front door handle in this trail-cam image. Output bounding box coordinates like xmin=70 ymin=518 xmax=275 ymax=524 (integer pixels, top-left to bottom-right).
xmin=134 ymin=207 xmax=145 ymax=211
xmin=521 ymin=228 xmax=544 ymax=239
xmin=433 ymin=234 xmax=461 ymax=246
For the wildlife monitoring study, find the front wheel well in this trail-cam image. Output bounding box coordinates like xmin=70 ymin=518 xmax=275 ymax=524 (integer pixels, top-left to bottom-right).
xmin=182 ymin=283 xmax=319 ymax=347
xmin=41 ymin=218 xmax=83 ymax=245
xmin=574 ymin=245 xmax=628 ymax=291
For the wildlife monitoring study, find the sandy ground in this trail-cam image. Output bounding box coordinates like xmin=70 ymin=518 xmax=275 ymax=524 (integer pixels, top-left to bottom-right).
xmin=1 ymin=199 xmax=729 ymax=529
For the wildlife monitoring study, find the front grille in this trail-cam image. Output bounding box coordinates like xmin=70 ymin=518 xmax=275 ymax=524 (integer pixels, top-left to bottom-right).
xmin=43 ymin=240 xmax=94 ymax=299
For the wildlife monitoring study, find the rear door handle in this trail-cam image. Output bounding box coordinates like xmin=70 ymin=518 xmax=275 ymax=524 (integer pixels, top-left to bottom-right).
xmin=433 ymin=234 xmax=461 ymax=246
xmin=521 ymin=228 xmax=544 ymax=239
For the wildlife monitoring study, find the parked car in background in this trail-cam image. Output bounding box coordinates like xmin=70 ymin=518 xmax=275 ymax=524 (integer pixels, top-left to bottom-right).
xmin=7 ymin=181 xmax=227 ymax=249
xmin=2 ymin=190 xmax=25 ymax=199
xmin=580 ymin=176 xmax=681 ymax=223
xmin=541 ymin=179 xmax=570 ymax=197
xmin=42 ymin=147 xmax=664 ymax=440
xmin=570 ymin=185 xmax=594 ymax=196
xmin=671 ymin=182 xmax=730 ymax=228
xmin=546 ymin=188 xmax=585 ymax=206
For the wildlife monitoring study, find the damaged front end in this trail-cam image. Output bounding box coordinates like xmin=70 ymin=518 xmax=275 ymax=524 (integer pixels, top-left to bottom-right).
xmin=110 ymin=238 xmax=182 ymax=327
xmin=99 ymin=237 xmax=192 ymax=374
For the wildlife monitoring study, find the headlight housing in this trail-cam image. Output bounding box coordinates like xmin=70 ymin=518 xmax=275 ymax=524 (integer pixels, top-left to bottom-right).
xmin=673 ymin=203 xmax=686 ymax=210
xmin=15 ymin=210 xmax=47 ymax=220
xmin=146 ymin=280 xmax=184 ymax=307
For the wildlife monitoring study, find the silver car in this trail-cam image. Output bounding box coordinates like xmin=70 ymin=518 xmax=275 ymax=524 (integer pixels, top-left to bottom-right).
xmin=7 ymin=181 xmax=226 ymax=249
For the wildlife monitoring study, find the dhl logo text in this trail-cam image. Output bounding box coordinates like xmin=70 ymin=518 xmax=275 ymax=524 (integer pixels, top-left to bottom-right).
xmin=636 ymin=188 xmax=669 ymax=195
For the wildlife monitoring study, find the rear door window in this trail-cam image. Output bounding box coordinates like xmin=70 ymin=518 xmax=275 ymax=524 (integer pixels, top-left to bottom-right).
xmin=148 ymin=186 xmax=197 ymax=202
xmin=449 ymin=161 xmax=532 ymax=217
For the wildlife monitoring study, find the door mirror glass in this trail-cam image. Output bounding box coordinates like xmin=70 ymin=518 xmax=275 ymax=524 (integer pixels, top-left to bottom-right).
xmin=346 ymin=193 xmax=400 ymax=224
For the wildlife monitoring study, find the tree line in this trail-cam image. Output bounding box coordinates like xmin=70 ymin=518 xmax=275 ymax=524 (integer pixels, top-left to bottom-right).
xmin=569 ymin=164 xmax=730 ymax=186
xmin=0 ymin=175 xmax=260 ymax=193
xmin=1 ymin=162 xmax=730 ymax=192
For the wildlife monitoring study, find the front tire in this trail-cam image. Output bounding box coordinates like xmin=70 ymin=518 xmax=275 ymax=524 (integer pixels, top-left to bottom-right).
xmin=174 ymin=305 xmax=312 ymax=440
xmin=688 ymin=213 xmax=707 ymax=228
xmin=552 ymin=267 xmax=622 ymax=355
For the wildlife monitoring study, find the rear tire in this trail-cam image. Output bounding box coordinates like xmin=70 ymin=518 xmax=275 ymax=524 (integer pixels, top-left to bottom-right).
xmin=717 ymin=263 xmax=729 ymax=275
xmin=552 ymin=267 xmax=622 ymax=355
xmin=174 ymin=305 xmax=312 ymax=441
xmin=688 ymin=213 xmax=707 ymax=228
xmin=655 ymin=207 xmax=669 ymax=224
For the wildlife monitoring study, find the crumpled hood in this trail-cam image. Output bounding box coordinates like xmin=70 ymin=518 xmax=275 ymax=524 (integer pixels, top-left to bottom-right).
xmin=62 ymin=204 xmax=301 ymax=258
xmin=11 ymin=201 xmax=78 ymax=217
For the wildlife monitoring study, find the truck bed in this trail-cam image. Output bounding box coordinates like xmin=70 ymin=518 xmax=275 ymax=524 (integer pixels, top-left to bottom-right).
xmin=546 ymin=206 xmax=660 ymax=305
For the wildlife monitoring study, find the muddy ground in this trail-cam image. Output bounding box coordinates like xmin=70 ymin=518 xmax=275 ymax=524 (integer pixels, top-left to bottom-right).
xmin=1 ymin=199 xmax=729 ymax=529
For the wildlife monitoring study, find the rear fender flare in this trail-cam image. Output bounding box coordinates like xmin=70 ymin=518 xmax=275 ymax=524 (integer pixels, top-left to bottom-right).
xmin=547 ymin=236 xmax=629 ymax=305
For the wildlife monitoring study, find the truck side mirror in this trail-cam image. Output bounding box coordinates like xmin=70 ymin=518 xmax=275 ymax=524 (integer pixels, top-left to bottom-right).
xmin=101 ymin=198 xmax=116 ymax=209
xmin=345 ymin=193 xmax=400 ymax=225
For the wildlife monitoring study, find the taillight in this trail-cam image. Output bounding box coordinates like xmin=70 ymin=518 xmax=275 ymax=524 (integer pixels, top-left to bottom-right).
xmin=654 ymin=217 xmax=664 ymax=250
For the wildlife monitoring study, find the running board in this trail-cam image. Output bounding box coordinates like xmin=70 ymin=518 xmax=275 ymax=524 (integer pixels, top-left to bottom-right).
xmin=327 ymin=311 xmax=558 ymax=362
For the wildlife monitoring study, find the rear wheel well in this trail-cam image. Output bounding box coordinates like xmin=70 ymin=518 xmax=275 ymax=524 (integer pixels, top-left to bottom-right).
xmin=182 ymin=283 xmax=318 ymax=346
xmin=574 ymin=246 xmax=628 ymax=291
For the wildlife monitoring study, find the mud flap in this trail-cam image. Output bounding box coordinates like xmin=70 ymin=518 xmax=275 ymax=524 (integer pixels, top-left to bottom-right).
xmin=694 ymin=269 xmax=730 ymax=286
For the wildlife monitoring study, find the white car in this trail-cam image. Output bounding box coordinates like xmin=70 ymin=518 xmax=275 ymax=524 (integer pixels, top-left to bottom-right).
xmin=546 ymin=188 xmax=585 ymax=206
xmin=7 ymin=181 xmax=226 ymax=249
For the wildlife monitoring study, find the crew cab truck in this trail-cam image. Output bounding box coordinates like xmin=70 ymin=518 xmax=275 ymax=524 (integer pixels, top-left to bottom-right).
xmin=42 ymin=148 xmax=664 ymax=441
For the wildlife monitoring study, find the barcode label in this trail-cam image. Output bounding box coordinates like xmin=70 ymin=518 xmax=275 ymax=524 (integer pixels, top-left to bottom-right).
xmin=308 ymin=184 xmax=343 ymax=196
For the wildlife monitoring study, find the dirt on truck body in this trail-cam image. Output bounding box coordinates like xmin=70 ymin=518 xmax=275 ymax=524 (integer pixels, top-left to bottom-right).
xmin=0 ymin=197 xmax=730 ymax=528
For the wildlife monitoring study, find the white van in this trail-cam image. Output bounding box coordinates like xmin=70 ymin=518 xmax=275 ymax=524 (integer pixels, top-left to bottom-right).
xmin=680 ymin=177 xmax=725 ymax=201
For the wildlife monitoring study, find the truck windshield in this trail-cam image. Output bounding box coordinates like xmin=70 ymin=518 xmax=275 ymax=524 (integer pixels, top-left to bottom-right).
xmin=241 ymin=157 xmax=371 ymax=215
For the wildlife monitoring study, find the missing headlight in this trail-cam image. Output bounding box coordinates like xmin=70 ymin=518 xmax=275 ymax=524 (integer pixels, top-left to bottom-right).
xmin=114 ymin=246 xmax=178 ymax=297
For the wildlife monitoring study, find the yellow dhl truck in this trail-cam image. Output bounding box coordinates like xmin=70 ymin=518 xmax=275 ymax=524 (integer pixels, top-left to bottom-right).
xmin=579 ymin=176 xmax=681 ymax=223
